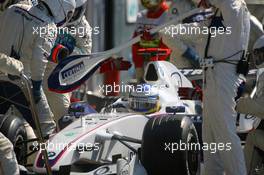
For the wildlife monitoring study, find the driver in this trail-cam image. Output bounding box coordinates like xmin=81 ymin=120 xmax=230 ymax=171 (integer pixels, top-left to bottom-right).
xmin=236 ymin=35 xmax=264 ymax=174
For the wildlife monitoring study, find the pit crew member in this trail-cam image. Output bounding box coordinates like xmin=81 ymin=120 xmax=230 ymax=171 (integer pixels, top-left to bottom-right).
xmin=0 ymin=52 xmax=23 ymax=175
xmin=132 ymin=0 xmax=171 ymax=82
xmin=160 ymin=0 xmax=250 ymax=174
xmin=43 ymin=0 xmax=92 ymax=125
xmin=236 ymin=35 xmax=264 ymax=174
xmin=0 ymin=0 xmax=76 ymax=136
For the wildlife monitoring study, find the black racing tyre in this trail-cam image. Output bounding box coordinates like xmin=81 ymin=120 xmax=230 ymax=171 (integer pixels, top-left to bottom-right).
xmin=0 ymin=114 xmax=28 ymax=165
xmin=141 ymin=115 xmax=201 ymax=175
xmin=191 ymin=115 xmax=203 ymax=160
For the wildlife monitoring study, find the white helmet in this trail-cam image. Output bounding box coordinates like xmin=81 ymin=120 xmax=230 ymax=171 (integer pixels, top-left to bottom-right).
xmin=67 ymin=0 xmax=87 ymax=26
xmin=128 ymin=84 xmax=160 ymax=114
xmin=41 ymin=0 xmax=76 ymax=27
xmin=253 ymin=35 xmax=264 ymax=68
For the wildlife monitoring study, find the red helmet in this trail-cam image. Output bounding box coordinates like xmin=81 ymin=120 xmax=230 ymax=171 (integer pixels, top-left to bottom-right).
xmin=141 ymin=0 xmax=164 ymax=10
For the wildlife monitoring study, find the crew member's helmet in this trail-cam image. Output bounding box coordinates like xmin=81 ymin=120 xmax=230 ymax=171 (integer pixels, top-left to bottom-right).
xmin=141 ymin=0 xmax=164 ymax=10
xmin=0 ymin=0 xmax=19 ymax=11
xmin=41 ymin=0 xmax=76 ymax=27
xmin=253 ymin=35 xmax=264 ymax=68
xmin=67 ymin=0 xmax=87 ymax=26
xmin=129 ymin=84 xmax=160 ymax=114
xmin=192 ymin=0 xmax=211 ymax=8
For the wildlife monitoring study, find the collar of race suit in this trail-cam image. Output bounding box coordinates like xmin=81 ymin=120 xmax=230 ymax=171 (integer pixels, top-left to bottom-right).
xmin=147 ymin=2 xmax=169 ymax=19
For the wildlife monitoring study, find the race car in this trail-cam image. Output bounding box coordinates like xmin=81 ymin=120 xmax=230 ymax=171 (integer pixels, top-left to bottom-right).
xmin=33 ymin=56 xmax=203 ymax=175
xmin=32 ymin=53 xmax=258 ymax=174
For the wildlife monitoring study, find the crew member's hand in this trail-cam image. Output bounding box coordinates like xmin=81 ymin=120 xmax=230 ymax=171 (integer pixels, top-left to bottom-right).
xmin=182 ymin=47 xmax=201 ymax=68
xmin=48 ymin=44 xmax=70 ymax=64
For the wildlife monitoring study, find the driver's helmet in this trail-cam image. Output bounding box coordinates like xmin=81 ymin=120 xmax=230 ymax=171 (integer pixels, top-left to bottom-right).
xmin=128 ymin=84 xmax=160 ymax=114
xmin=68 ymin=101 xmax=97 ymax=117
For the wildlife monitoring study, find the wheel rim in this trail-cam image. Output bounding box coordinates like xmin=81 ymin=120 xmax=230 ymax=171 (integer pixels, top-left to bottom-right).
xmin=14 ymin=134 xmax=27 ymax=165
xmin=186 ymin=130 xmax=200 ymax=175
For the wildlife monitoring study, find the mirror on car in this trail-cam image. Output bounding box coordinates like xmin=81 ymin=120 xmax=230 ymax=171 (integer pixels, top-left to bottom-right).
xmin=165 ymin=106 xmax=186 ymax=114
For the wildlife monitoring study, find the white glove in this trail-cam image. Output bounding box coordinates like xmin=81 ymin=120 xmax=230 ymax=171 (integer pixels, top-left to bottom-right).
xmin=0 ymin=53 xmax=24 ymax=76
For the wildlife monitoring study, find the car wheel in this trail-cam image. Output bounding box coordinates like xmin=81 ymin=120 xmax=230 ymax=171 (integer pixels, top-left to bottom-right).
xmin=141 ymin=115 xmax=201 ymax=175
xmin=0 ymin=114 xmax=28 ymax=165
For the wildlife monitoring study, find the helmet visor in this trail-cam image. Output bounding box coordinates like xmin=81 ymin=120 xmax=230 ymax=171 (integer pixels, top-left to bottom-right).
xmin=129 ymin=95 xmax=159 ymax=113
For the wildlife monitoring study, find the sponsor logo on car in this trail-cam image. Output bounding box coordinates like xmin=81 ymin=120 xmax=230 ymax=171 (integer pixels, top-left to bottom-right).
xmin=61 ymin=61 xmax=85 ymax=80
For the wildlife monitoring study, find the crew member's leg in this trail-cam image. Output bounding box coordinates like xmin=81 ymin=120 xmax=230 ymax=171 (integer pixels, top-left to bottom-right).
xmin=244 ymin=130 xmax=264 ymax=174
xmin=203 ymin=65 xmax=246 ymax=175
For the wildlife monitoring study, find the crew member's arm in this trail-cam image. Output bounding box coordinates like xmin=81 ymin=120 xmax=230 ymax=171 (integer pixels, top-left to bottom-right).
xmin=73 ymin=16 xmax=93 ymax=54
xmin=249 ymin=15 xmax=264 ymax=51
xmin=160 ymin=21 xmax=206 ymax=67
xmin=31 ymin=23 xmax=57 ymax=100
xmin=236 ymin=72 xmax=264 ymax=119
